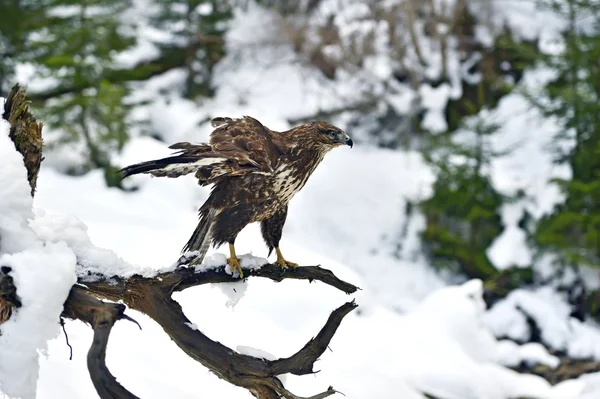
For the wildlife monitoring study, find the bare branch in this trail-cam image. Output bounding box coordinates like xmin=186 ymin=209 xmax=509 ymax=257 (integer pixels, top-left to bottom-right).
xmin=287 ymin=99 xmax=379 ymax=126
xmin=82 ymin=263 xmax=359 ymax=300
xmin=270 ymin=301 xmax=357 ymax=375
xmin=62 ymin=286 xmax=140 ymax=399
xmin=77 ymin=263 xmax=359 ymax=398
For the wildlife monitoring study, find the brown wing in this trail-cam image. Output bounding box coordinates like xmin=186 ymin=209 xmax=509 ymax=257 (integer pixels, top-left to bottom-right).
xmin=208 ymin=116 xmax=281 ymax=174
xmin=120 ymin=116 xmax=283 ymax=185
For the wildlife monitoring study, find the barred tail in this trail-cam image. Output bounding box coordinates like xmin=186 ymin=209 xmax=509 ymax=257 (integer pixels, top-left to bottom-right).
xmin=182 ymin=209 xmax=216 ymax=264
xmin=119 ymin=153 xmax=226 ymax=179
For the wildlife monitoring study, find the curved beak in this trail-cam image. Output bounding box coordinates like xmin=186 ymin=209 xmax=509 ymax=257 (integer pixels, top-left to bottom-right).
xmin=337 ymin=132 xmax=353 ymax=148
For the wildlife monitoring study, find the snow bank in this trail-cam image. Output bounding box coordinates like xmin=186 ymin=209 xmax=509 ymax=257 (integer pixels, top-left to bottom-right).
xmin=0 ymin=116 xmax=77 ymax=398
xmin=485 ymin=287 xmax=600 ymax=360
xmin=0 ymin=243 xmax=76 ymax=399
xmin=0 ymin=118 xmax=37 ymax=254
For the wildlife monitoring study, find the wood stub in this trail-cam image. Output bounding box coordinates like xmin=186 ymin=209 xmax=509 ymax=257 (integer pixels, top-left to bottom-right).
xmin=2 ymin=83 xmax=44 ymax=197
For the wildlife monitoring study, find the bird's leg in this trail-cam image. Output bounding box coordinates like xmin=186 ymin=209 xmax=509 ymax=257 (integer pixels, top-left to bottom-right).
xmin=227 ymin=243 xmax=244 ymax=278
xmin=275 ymin=247 xmax=298 ymax=270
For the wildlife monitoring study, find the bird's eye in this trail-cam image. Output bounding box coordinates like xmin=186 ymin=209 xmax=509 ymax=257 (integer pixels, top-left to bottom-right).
xmin=326 ymin=130 xmax=336 ymax=137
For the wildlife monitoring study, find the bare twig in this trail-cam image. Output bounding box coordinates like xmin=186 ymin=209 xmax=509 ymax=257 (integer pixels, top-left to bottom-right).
xmin=60 ymin=318 xmax=73 ymax=360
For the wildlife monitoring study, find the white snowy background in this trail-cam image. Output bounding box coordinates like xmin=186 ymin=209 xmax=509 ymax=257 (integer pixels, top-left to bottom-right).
xmin=2 ymin=0 xmax=600 ymax=398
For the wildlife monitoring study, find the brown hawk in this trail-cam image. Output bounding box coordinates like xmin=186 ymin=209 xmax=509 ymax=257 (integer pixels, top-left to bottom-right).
xmin=120 ymin=116 xmax=352 ymax=277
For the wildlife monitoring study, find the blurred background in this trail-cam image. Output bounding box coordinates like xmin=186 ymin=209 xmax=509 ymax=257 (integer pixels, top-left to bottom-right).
xmin=2 ymin=0 xmax=600 ymax=397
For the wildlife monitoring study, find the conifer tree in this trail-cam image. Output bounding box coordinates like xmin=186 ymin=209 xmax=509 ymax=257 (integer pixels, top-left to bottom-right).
xmin=0 ymin=1 xmax=42 ymax=91
xmin=534 ymin=0 xmax=600 ymax=267
xmin=420 ymin=98 xmax=506 ymax=279
xmin=151 ymin=0 xmax=231 ymax=98
xmin=26 ymin=0 xmax=136 ymax=186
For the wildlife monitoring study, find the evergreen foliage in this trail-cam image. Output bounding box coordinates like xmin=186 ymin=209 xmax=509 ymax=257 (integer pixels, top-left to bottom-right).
xmin=533 ymin=0 xmax=600 ymax=267
xmin=420 ymin=96 xmax=507 ymax=279
xmin=0 ymin=1 xmax=43 ymax=91
xmin=23 ymin=0 xmax=136 ymax=186
xmin=1 ymin=0 xmax=232 ymax=186
xmin=151 ymin=0 xmax=231 ymax=98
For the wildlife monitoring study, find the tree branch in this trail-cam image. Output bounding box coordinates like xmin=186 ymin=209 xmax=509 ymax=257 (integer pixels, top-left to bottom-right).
xmin=270 ymin=300 xmax=357 ymax=376
xmin=79 ymin=263 xmax=359 ymax=398
xmin=81 ymin=263 xmax=359 ymax=301
xmin=287 ymin=99 xmax=378 ymax=126
xmin=62 ymin=286 xmax=140 ymax=399
xmin=28 ymin=37 xmax=224 ymax=103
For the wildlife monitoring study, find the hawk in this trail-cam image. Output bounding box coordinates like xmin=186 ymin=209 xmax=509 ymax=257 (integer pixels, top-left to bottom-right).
xmin=120 ymin=116 xmax=352 ymax=277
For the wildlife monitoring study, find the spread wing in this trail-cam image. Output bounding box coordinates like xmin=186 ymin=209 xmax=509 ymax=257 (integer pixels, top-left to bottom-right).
xmin=208 ymin=116 xmax=280 ymax=174
xmin=119 ymin=116 xmax=283 ymax=186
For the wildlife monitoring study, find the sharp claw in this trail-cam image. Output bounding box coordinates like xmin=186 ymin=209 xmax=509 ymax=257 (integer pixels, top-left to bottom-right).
xmin=227 ymin=257 xmax=244 ymax=278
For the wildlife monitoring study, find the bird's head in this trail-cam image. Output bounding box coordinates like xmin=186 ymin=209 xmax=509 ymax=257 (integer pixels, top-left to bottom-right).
xmin=307 ymin=121 xmax=353 ymax=150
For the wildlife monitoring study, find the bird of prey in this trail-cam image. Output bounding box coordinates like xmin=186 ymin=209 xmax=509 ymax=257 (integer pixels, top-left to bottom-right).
xmin=120 ymin=116 xmax=352 ymax=277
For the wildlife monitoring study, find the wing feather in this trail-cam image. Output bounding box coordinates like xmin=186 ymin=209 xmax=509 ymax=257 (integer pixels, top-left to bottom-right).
xmin=120 ymin=116 xmax=282 ymax=185
xmin=209 ymin=116 xmax=281 ymax=173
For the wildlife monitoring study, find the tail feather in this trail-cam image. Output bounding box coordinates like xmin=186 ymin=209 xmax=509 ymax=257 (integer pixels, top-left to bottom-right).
xmin=182 ymin=209 xmax=216 ymax=265
xmin=119 ymin=154 xmax=226 ymax=179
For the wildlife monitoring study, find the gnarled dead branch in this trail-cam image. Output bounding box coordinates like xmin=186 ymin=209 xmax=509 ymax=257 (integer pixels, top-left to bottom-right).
xmin=72 ymin=264 xmax=358 ymax=399
xmin=80 ymin=263 xmax=359 ymax=398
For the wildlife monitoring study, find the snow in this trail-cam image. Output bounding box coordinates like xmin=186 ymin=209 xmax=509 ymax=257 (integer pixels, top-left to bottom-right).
xmin=0 ymin=118 xmax=37 ymax=254
xmin=485 ymin=287 xmax=600 ymax=360
xmin=487 ymin=202 xmax=533 ymax=269
xmin=0 ymin=116 xmax=77 ymax=399
xmin=184 ymin=322 xmax=198 ymax=331
xmin=495 ymin=341 xmax=560 ymax=368
xmin=419 ymin=83 xmax=452 ymax=134
xmin=30 ymin=209 xmax=151 ymax=280
xmin=0 ymin=243 xmax=77 ymax=399
xmin=217 ymin=282 xmax=248 ymax=308
xmin=25 ymin=135 xmax=600 ymax=398
xmin=469 ymin=0 xmax=568 ymax=43
xmin=4 ymin=1 xmax=600 ymax=398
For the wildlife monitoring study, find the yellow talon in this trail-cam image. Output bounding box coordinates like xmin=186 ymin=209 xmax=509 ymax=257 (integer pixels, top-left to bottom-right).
xmin=227 ymin=243 xmax=244 ymax=278
xmin=275 ymin=247 xmax=298 ymax=269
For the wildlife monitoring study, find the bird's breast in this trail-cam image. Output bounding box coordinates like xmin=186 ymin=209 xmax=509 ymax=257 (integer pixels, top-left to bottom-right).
xmin=270 ymin=160 xmax=317 ymax=204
